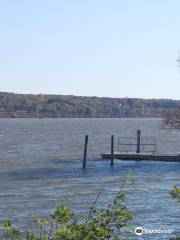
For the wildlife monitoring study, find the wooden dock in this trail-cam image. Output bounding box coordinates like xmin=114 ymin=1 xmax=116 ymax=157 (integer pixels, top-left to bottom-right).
xmin=101 ymin=152 xmax=180 ymax=162
xmin=81 ymin=130 xmax=180 ymax=168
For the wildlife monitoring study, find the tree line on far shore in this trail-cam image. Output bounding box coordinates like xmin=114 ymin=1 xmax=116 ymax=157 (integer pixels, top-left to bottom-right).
xmin=0 ymin=92 xmax=180 ymax=118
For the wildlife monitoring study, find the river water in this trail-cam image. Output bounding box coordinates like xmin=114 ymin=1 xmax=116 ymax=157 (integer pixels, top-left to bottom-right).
xmin=0 ymin=118 xmax=179 ymax=239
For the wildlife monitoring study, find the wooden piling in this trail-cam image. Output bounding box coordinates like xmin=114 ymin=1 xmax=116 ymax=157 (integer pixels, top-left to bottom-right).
xmin=136 ymin=129 xmax=141 ymax=153
xmin=83 ymin=135 xmax=88 ymax=168
xmin=111 ymin=135 xmax=114 ymax=166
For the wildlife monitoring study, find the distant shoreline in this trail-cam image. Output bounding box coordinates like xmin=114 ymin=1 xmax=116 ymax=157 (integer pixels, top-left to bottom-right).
xmin=0 ymin=92 xmax=179 ymax=118
xmin=0 ymin=115 xmax=162 ymax=119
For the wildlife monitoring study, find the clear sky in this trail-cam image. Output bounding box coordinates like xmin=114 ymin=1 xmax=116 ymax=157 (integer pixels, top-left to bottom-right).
xmin=0 ymin=0 xmax=180 ymax=99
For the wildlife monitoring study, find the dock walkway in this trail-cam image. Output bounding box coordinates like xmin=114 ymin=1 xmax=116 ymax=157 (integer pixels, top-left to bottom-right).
xmin=101 ymin=152 xmax=180 ymax=162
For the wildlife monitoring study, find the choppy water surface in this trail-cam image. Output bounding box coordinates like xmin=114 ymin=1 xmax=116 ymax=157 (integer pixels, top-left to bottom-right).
xmin=0 ymin=118 xmax=179 ymax=239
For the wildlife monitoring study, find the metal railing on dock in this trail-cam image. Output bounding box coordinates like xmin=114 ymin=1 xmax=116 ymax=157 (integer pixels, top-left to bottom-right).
xmin=117 ymin=136 xmax=156 ymax=153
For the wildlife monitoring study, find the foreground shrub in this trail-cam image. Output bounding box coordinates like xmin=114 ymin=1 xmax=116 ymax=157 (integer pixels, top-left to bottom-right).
xmin=1 ymin=175 xmax=133 ymax=240
xmin=169 ymin=186 xmax=180 ymax=240
xmin=170 ymin=186 xmax=180 ymax=202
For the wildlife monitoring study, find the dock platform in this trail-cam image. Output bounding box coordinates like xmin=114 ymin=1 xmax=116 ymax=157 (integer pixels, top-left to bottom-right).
xmin=101 ymin=152 xmax=180 ymax=162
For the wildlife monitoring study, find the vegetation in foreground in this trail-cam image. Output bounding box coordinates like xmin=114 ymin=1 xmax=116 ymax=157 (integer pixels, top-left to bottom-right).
xmin=1 ymin=174 xmax=134 ymax=240
xmin=170 ymin=186 xmax=180 ymax=202
xmin=169 ymin=186 xmax=180 ymax=240
xmin=1 ymin=178 xmax=179 ymax=240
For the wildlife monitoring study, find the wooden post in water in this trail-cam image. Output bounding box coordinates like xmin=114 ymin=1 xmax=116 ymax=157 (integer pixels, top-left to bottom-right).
xmin=111 ymin=135 xmax=114 ymax=166
xmin=83 ymin=135 xmax=88 ymax=169
xmin=136 ymin=129 xmax=141 ymax=153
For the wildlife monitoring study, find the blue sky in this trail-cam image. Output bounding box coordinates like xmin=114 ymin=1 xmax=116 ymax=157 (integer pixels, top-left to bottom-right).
xmin=0 ymin=0 xmax=180 ymax=99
